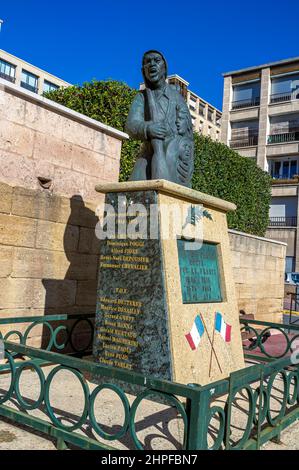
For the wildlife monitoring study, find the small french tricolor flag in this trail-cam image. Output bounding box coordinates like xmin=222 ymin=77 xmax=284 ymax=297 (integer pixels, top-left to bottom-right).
xmin=185 ymin=315 xmax=205 ymax=350
xmin=215 ymin=312 xmax=232 ymax=342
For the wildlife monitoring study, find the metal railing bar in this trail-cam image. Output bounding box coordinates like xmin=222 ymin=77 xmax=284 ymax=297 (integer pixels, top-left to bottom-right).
xmin=242 ymin=406 xmax=299 ymax=450
xmin=3 ymin=340 xmax=200 ymax=398
xmin=240 ymin=317 xmax=299 ymax=331
xmin=0 ymin=313 xmax=94 ymax=325
xmin=0 ymin=405 xmax=116 ymax=451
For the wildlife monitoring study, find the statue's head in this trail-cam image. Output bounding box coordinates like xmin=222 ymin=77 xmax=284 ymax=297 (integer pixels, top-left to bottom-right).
xmin=142 ymin=50 xmax=168 ymax=88
xmin=176 ymin=105 xmax=193 ymax=137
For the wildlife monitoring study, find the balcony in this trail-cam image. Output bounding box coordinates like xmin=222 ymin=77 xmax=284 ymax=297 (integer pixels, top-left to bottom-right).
xmin=269 ymin=216 xmax=297 ymax=227
xmin=0 ymin=71 xmax=16 ymax=83
xmin=268 ymin=131 xmax=299 ymax=144
xmin=231 ymin=97 xmax=260 ymax=110
xmin=21 ymin=81 xmax=38 ymax=94
xmin=270 ymin=91 xmax=299 ymax=104
xmin=230 ymin=134 xmax=259 ymax=149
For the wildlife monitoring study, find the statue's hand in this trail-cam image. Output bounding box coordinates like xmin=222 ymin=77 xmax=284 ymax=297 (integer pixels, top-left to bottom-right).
xmin=147 ymin=122 xmax=167 ymax=139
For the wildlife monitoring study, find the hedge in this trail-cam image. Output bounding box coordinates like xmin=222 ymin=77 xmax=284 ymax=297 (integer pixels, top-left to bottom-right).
xmin=45 ymin=80 xmax=271 ymax=236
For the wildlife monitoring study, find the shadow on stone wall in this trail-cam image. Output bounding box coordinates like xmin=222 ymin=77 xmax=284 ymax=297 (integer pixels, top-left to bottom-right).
xmin=41 ymin=195 xmax=99 ymax=352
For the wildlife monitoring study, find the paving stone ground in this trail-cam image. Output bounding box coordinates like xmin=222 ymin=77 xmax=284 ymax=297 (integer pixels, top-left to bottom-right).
xmin=0 ymin=363 xmax=298 ymax=451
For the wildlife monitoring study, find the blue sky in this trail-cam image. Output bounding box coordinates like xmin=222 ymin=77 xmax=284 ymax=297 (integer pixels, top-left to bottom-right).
xmin=1 ymin=0 xmax=299 ymax=110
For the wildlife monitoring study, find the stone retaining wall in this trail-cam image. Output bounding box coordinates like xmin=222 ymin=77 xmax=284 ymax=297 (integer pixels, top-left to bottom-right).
xmin=0 ymin=181 xmax=100 ymax=344
xmin=0 ymin=77 xmax=127 ymax=202
xmin=229 ymin=229 xmax=286 ymax=322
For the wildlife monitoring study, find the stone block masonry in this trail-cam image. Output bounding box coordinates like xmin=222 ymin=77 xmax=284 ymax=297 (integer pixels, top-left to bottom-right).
xmin=229 ymin=230 xmax=286 ymax=322
xmin=0 ymin=182 xmax=102 ymax=343
xmin=0 ymin=77 xmax=127 ymax=202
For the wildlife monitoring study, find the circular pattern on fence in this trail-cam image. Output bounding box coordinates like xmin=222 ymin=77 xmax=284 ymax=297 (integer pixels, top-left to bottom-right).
xmin=129 ymin=389 xmax=188 ymax=450
xmin=252 ymin=386 xmax=268 ymax=425
xmin=53 ymin=325 xmax=68 ymax=351
xmin=4 ymin=330 xmax=24 ymax=356
xmin=89 ymin=383 xmax=130 ymax=440
xmin=23 ymin=321 xmax=55 ymax=351
xmin=259 ymin=327 xmax=290 ymax=359
xmin=14 ymin=361 xmax=45 ymax=410
xmin=286 ymin=371 xmax=298 ymax=406
xmin=240 ymin=325 xmax=260 ymax=351
xmin=44 ymin=365 xmax=89 ymax=431
xmin=69 ymin=319 xmax=94 ymax=353
xmin=226 ymin=385 xmax=255 ymax=449
xmin=207 ymin=406 xmax=225 ymax=450
xmin=0 ymin=351 xmax=16 ymax=405
xmin=266 ymin=370 xmax=288 ymax=426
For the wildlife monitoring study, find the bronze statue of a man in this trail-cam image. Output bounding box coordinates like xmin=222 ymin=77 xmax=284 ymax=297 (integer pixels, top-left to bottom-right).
xmin=125 ymin=50 xmax=194 ymax=187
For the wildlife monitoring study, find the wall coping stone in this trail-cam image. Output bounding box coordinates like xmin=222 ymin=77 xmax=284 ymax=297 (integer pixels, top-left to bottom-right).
xmin=228 ymin=229 xmax=287 ymax=246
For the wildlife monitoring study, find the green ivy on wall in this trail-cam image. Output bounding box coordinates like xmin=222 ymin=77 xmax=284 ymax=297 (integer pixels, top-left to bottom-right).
xmin=46 ymin=80 xmax=271 ymax=236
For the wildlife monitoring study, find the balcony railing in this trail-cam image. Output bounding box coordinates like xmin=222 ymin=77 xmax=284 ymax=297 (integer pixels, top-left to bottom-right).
xmin=229 ymin=135 xmax=259 ymax=148
xmin=268 ymin=131 xmax=299 ymax=144
xmin=21 ymin=81 xmax=38 ymax=94
xmin=269 ymin=216 xmax=297 ymax=227
xmin=231 ymin=97 xmax=260 ymax=110
xmin=270 ymin=91 xmax=299 ymax=104
xmin=0 ymin=71 xmax=16 ymax=83
xmin=271 ymin=173 xmax=299 ymax=181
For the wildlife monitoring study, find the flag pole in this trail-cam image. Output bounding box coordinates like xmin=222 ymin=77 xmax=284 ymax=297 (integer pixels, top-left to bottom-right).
xmin=208 ymin=314 xmax=216 ymax=377
xmin=200 ymin=313 xmax=222 ymax=374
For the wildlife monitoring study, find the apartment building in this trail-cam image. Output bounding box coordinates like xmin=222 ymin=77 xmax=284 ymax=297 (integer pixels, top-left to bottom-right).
xmin=221 ymin=56 xmax=299 ymax=272
xmin=140 ymin=74 xmax=222 ymax=141
xmin=0 ymin=49 xmax=70 ymax=94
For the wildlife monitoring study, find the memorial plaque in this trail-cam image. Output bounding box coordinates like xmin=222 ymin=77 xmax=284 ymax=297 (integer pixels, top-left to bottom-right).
xmin=93 ymin=190 xmax=172 ymax=381
xmin=177 ymin=240 xmax=223 ymax=303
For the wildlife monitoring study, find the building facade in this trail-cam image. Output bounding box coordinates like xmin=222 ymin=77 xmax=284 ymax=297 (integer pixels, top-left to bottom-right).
xmin=0 ymin=49 xmax=70 ymax=95
xmin=140 ymin=74 xmax=222 ymax=141
xmin=221 ymin=56 xmax=299 ymax=272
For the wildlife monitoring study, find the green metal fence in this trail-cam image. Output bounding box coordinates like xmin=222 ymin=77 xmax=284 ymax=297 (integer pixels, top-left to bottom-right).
xmin=0 ymin=314 xmax=299 ymax=450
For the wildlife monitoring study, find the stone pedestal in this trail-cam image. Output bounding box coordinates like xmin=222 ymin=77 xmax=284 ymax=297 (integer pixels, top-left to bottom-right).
xmin=93 ymin=180 xmax=244 ymax=386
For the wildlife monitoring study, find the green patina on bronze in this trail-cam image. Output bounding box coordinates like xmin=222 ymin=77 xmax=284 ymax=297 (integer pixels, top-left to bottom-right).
xmin=126 ymin=50 xmax=194 ymax=186
xmin=177 ymin=240 xmax=223 ymax=303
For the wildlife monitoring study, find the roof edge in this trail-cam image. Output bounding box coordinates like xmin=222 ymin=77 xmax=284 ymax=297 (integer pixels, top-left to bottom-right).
xmin=223 ymin=56 xmax=299 ymax=77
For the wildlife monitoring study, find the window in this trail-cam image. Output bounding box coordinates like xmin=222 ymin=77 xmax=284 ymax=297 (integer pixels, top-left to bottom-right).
xmin=189 ymin=104 xmax=196 ymax=112
xmin=232 ymin=81 xmax=260 ymax=109
xmin=168 ymin=77 xmax=188 ymax=100
xmin=271 ymin=73 xmax=299 ymax=103
xmin=230 ymin=120 xmax=259 ymax=148
xmin=269 ymin=158 xmax=299 ymax=180
xmin=0 ymin=58 xmax=16 ymax=82
xmin=268 ymin=114 xmax=299 ymax=143
xmin=21 ymin=70 xmax=39 ymax=93
xmin=43 ymin=80 xmax=59 ymax=93
xmin=207 ymin=107 xmax=214 ymax=122
xmin=191 ymin=115 xmax=196 ymax=130
xmin=199 ymin=102 xmax=205 ymax=117
xmin=216 ymin=111 xmax=221 ymax=127
xmin=286 ymin=257 xmax=295 ymax=273
xmin=269 ymin=195 xmax=298 ymax=228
